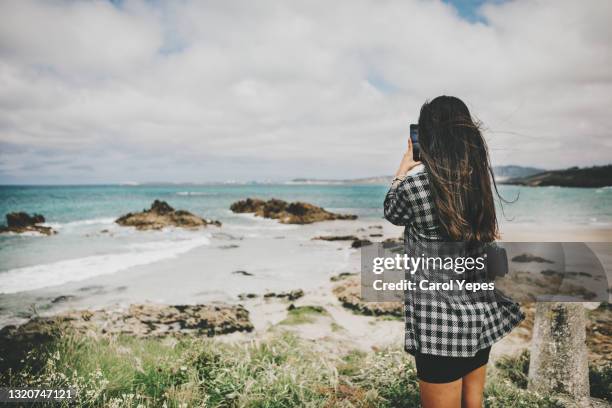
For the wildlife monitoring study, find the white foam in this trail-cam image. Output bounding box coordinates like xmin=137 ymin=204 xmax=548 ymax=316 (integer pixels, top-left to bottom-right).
xmin=45 ymin=217 xmax=116 ymax=229
xmin=176 ymin=191 xmax=214 ymax=196
xmin=0 ymin=235 xmax=211 ymax=294
xmin=228 ymin=224 xmax=298 ymax=231
xmin=2 ymin=230 xmax=46 ymax=237
xmin=228 ymin=212 xmax=297 ymax=228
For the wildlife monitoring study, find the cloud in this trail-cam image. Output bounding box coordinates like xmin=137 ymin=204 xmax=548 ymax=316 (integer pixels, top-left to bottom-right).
xmin=0 ymin=0 xmax=610 ymax=183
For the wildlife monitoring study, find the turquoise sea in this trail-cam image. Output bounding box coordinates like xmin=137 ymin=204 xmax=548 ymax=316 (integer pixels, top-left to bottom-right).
xmin=2 ymin=183 xmax=611 ymax=226
xmin=0 ymin=183 xmax=611 ymax=296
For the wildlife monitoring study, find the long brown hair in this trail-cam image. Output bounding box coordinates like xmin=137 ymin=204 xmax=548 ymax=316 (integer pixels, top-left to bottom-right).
xmin=418 ymin=96 xmax=499 ymax=242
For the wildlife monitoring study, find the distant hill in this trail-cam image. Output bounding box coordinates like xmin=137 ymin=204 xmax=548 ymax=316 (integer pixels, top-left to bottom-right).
xmin=492 ymin=165 xmax=545 ymax=181
xmin=288 ymin=176 xmax=393 ymax=185
xmin=290 ymin=165 xmax=544 ymax=185
xmin=501 ymin=165 xmax=612 ymax=188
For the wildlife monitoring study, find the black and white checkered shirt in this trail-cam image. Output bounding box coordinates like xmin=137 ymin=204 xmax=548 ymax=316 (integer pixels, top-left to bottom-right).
xmin=384 ymin=167 xmax=524 ymax=357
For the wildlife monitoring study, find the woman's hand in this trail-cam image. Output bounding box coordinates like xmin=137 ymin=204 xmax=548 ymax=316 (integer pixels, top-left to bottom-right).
xmin=395 ymin=136 xmax=422 ymax=177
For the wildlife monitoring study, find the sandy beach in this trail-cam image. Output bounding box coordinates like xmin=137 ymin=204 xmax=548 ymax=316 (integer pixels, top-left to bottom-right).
xmin=2 ymin=215 xmax=610 ymax=363
xmin=1 ymin=195 xmax=610 ymax=407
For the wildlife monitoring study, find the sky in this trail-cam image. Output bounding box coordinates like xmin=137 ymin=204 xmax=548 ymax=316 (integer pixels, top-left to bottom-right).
xmin=0 ymin=0 xmax=611 ymax=184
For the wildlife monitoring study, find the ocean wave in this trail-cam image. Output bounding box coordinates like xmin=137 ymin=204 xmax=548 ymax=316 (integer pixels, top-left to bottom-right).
xmin=1 ymin=230 xmax=47 ymax=237
xmin=225 ymin=213 xmax=299 ymax=230
xmin=227 ymin=224 xmax=298 ymax=232
xmin=176 ymin=191 xmax=215 ymax=196
xmin=0 ymin=236 xmax=211 ymax=294
xmin=44 ymin=217 xmax=116 ymax=229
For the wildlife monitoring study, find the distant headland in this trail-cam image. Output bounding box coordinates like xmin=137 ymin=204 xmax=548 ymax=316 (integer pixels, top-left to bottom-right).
xmin=288 ymin=165 xmax=544 ymax=185
xmin=500 ymin=164 xmax=612 ymax=188
xmin=289 ymin=165 xmax=612 ymax=188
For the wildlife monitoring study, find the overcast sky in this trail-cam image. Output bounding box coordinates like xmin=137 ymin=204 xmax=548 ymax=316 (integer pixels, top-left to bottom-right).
xmin=0 ymin=0 xmax=610 ymax=184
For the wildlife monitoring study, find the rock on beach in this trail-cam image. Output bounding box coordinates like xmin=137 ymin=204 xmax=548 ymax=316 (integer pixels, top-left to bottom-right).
xmin=116 ymin=200 xmax=221 ymax=230
xmin=0 ymin=212 xmax=56 ymax=235
xmin=230 ymin=198 xmax=357 ymax=224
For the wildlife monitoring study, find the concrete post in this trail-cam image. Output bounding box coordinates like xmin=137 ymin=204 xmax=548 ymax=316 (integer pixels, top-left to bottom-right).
xmin=528 ymin=302 xmax=590 ymax=403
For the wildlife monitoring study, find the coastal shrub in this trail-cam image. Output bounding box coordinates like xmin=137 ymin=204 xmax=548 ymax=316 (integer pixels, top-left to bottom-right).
xmin=279 ymin=305 xmax=329 ymax=325
xmin=337 ymin=349 xmax=367 ymax=377
xmin=5 ymin=333 xmax=201 ymax=406
xmin=494 ymin=349 xmax=530 ymax=388
xmin=350 ymin=348 xmax=420 ymax=408
xmin=2 ymin=328 xmax=570 ymax=407
xmin=184 ymin=333 xmax=334 ymax=407
xmin=484 ymin=380 xmax=563 ymax=408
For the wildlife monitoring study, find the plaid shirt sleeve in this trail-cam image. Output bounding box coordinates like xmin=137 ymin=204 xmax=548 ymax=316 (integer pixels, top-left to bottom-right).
xmin=384 ymin=178 xmax=414 ymax=226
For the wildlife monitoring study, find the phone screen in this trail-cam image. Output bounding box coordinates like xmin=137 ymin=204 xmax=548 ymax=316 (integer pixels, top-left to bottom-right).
xmin=410 ymin=124 xmax=420 ymax=161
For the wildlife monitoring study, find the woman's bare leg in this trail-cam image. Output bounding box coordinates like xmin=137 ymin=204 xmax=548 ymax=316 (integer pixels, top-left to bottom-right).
xmin=419 ymin=378 xmax=462 ymax=408
xmin=461 ymin=364 xmax=487 ymax=408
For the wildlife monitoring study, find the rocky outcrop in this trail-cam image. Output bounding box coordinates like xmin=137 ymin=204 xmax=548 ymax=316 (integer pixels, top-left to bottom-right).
xmin=7 ymin=212 xmax=45 ymax=226
xmin=233 ymin=270 xmax=254 ymax=276
xmin=351 ymin=239 xmax=372 ymax=248
xmin=238 ymin=293 xmax=258 ymax=300
xmin=313 ymin=235 xmax=359 ymax=241
xmin=330 ymin=272 xmax=357 ymax=282
xmin=332 ymin=276 xmax=402 ymax=317
xmin=116 ymin=200 xmax=221 ymax=230
xmin=382 ymin=236 xmax=403 ymax=244
xmin=1 ymin=303 xmax=253 ymax=339
xmin=512 ymin=253 xmax=554 ymax=263
xmin=51 ymin=295 xmax=76 ymax=304
xmin=0 ymin=212 xmax=56 ymax=235
xmin=230 ymin=198 xmax=266 ymax=214
xmin=230 ymin=198 xmax=357 ymax=224
xmin=263 ymin=289 xmax=304 ymax=301
xmin=0 ymin=303 xmax=253 ymax=373
xmin=313 ymin=235 xmax=376 ymax=249
xmin=502 ymin=164 xmax=612 ymax=188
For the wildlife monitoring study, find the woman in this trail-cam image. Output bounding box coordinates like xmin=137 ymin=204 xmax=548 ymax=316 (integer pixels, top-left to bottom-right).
xmin=384 ymin=96 xmax=524 ymax=408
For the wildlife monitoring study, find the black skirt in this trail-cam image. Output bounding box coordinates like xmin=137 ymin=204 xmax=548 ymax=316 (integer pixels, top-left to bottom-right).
xmin=414 ymin=346 xmax=491 ymax=383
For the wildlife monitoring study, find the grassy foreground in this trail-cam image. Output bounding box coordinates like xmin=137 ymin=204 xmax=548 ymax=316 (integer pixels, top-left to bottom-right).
xmin=2 ymin=330 xmax=563 ymax=407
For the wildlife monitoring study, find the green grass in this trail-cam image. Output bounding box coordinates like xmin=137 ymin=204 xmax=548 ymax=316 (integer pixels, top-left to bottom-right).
xmin=484 ymin=380 xmax=563 ymax=408
xmin=337 ymin=349 xmax=367 ymax=377
xmin=494 ymin=349 xmax=530 ymax=388
xmin=489 ymin=350 xmax=563 ymax=408
xmin=330 ymin=322 xmax=345 ymax=332
xmin=1 ymin=329 xmax=569 ymax=407
xmin=279 ymin=305 xmax=329 ymax=325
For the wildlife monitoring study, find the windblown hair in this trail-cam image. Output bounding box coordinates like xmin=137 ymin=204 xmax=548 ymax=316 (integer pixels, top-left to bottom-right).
xmin=418 ymin=96 xmax=499 ymax=242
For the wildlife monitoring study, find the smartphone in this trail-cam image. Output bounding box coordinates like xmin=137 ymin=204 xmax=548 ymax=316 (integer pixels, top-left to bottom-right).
xmin=410 ymin=124 xmax=420 ymax=161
